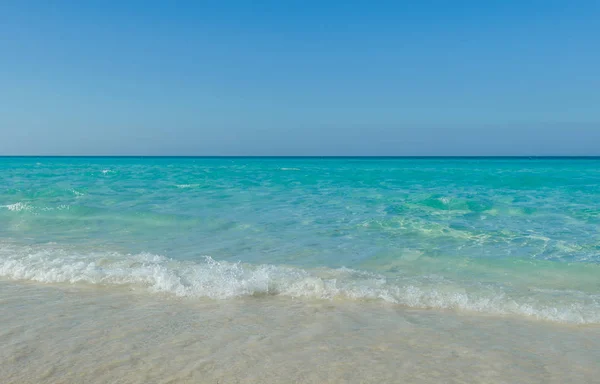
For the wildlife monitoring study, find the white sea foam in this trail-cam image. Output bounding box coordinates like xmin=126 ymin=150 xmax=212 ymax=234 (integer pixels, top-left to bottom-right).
xmin=3 ymin=203 xmax=72 ymax=213
xmin=0 ymin=243 xmax=598 ymax=324
xmin=2 ymin=202 xmax=33 ymax=212
xmin=176 ymin=184 xmax=200 ymax=189
xmin=280 ymin=168 xmax=301 ymax=171
xmin=40 ymin=205 xmax=70 ymax=211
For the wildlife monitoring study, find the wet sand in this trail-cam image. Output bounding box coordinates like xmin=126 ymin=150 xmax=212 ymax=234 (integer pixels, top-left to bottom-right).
xmin=1 ymin=280 xmax=599 ymax=384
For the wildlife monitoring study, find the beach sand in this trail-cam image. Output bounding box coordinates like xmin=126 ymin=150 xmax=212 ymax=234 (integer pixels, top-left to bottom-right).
xmin=2 ymin=280 xmax=599 ymax=384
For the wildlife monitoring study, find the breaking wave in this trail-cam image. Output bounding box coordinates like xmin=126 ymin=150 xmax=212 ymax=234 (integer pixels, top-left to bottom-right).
xmin=1 ymin=242 xmax=598 ymax=324
xmin=2 ymin=202 xmax=33 ymax=212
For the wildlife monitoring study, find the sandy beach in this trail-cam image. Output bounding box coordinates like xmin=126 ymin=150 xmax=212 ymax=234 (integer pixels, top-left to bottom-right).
xmin=2 ymin=280 xmax=599 ymax=384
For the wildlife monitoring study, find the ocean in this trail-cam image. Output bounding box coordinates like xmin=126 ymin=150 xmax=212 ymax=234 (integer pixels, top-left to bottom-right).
xmin=1 ymin=157 xmax=599 ymax=383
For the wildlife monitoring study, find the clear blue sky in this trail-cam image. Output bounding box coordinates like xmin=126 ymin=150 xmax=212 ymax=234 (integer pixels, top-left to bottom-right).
xmin=1 ymin=1 xmax=599 ymax=155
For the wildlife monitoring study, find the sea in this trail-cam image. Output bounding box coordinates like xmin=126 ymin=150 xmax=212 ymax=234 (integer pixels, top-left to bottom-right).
xmin=1 ymin=157 xmax=599 ymax=383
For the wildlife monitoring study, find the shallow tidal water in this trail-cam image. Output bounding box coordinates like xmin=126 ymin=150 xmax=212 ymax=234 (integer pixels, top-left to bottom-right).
xmin=1 ymin=157 xmax=599 ymax=382
xmin=1 ymin=281 xmax=599 ymax=384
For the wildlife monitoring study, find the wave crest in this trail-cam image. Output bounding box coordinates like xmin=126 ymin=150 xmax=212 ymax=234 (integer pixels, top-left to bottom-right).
xmin=0 ymin=243 xmax=598 ymax=324
xmin=2 ymin=202 xmax=33 ymax=212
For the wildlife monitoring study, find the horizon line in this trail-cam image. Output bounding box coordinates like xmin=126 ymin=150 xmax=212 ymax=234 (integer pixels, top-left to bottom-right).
xmin=1 ymin=155 xmax=600 ymax=159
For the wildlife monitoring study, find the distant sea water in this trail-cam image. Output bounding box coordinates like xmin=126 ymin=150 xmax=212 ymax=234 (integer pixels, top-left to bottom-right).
xmin=1 ymin=157 xmax=600 ymax=383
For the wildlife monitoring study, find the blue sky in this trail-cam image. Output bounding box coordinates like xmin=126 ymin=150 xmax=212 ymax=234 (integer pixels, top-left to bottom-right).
xmin=1 ymin=1 xmax=599 ymax=155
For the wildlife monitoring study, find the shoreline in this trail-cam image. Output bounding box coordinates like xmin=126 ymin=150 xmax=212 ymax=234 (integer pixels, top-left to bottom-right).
xmin=2 ymin=280 xmax=599 ymax=384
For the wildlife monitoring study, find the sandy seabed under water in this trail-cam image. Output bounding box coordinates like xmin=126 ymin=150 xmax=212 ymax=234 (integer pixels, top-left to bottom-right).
xmin=1 ymin=280 xmax=599 ymax=384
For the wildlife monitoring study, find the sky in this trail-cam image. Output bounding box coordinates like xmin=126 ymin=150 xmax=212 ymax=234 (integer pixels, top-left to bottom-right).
xmin=0 ymin=1 xmax=599 ymax=156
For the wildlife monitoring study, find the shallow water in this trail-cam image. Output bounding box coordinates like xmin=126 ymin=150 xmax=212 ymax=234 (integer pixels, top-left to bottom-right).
xmin=1 ymin=157 xmax=600 ymax=382
xmin=1 ymin=281 xmax=599 ymax=384
xmin=1 ymin=157 xmax=599 ymax=323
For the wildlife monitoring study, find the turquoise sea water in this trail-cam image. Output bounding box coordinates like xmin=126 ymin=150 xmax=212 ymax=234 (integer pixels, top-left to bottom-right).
xmin=1 ymin=157 xmax=599 ymax=323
